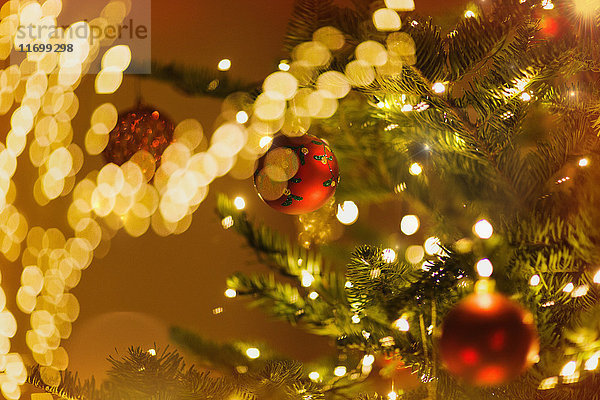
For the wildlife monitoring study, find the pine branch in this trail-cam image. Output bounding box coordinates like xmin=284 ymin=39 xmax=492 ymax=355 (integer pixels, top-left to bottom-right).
xmin=146 ymin=61 xmax=259 ymax=98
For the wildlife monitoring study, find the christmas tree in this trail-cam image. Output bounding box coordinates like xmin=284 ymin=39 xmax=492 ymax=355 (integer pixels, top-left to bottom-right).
xmin=2 ymin=0 xmax=600 ymax=399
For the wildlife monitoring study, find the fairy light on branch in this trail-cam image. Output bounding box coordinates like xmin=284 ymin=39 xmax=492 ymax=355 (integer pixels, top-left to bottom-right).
xmin=301 ymin=270 xmax=315 ymax=287
xmin=476 ymin=258 xmax=494 ymax=278
xmin=218 ymin=59 xmax=231 ymax=71
xmin=563 ymin=282 xmax=575 ymax=293
xmin=393 ymin=314 xmax=410 ymax=331
xmin=473 ymin=219 xmax=493 ymax=239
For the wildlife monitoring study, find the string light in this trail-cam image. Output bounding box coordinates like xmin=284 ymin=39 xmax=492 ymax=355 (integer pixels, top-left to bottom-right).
xmin=308 ymin=291 xmax=319 ymax=300
xmin=542 ymin=0 xmax=555 ymax=10
xmin=578 ymin=157 xmax=589 ymax=167
xmin=233 ymin=196 xmax=246 ymax=210
xmin=424 ymin=236 xmax=442 ymax=255
xmin=218 ymin=59 xmax=232 ymax=71
xmin=585 ymin=352 xmax=600 ymax=371
xmin=401 ymin=104 xmax=413 ymax=112
xmin=221 ymin=216 xmax=234 ymax=229
xmin=432 ymin=82 xmax=446 ymax=93
xmin=393 ymin=314 xmax=410 ymax=331
xmin=529 ymin=274 xmax=541 ymax=286
xmin=362 ymin=354 xmax=375 ymax=367
xmin=246 ymin=348 xmax=260 ymax=359
xmin=278 ymin=61 xmax=290 ymax=71
xmin=400 ymin=214 xmax=420 ymax=235
xmin=464 ymin=10 xmax=476 ymax=18
xmin=333 ymin=366 xmax=347 ymax=376
xmin=336 ymin=201 xmax=359 ymax=225
xmin=382 ymin=248 xmax=397 ymax=263
xmin=473 ymin=219 xmax=493 ymax=239
xmin=235 ymin=111 xmax=249 ymax=124
xmin=409 ymin=162 xmax=422 ymax=175
xmin=352 ymin=314 xmax=361 ymax=324
xmin=476 ymin=258 xmax=494 ymax=278
xmin=563 ymin=282 xmax=575 ymax=293
xmin=571 ymin=285 xmax=589 ymax=298
xmin=388 ymin=391 xmax=398 ymax=400
xmin=225 ymin=289 xmax=237 ymax=298
xmin=308 ymin=371 xmax=320 ymax=381
xmin=520 ymin=92 xmax=532 ymax=101
xmin=301 ymin=270 xmax=315 ymax=287
xmin=560 ymin=361 xmax=577 ymax=376
xmin=594 ymin=269 xmax=600 ymax=284
xmin=147 ymin=349 xmax=156 ymax=356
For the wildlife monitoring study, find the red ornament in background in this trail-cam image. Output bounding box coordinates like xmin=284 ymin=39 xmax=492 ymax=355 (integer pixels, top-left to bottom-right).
xmin=103 ymin=105 xmax=175 ymax=167
xmin=439 ymin=292 xmax=539 ymax=386
xmin=254 ymin=134 xmax=339 ymax=215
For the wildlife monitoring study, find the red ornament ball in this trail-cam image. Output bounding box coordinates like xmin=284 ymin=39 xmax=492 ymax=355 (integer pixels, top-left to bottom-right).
xmin=103 ymin=105 xmax=174 ymax=167
xmin=254 ymin=134 xmax=339 ymax=215
xmin=439 ymin=292 xmax=539 ymax=386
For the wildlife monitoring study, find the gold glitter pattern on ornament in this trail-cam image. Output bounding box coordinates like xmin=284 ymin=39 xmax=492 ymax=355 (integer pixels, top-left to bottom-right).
xmin=103 ymin=106 xmax=175 ymax=168
xmin=296 ymin=196 xmax=337 ymax=248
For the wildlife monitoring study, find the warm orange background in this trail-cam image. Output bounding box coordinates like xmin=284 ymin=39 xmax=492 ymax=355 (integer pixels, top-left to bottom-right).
xmin=0 ymin=0 xmax=468 ymax=386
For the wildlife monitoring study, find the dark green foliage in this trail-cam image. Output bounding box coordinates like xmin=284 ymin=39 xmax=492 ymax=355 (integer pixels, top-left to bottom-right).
xmin=147 ymin=62 xmax=258 ymax=98
xmin=42 ymin=0 xmax=600 ymax=399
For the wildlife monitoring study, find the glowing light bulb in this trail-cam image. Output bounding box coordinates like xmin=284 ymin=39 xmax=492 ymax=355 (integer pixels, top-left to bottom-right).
xmin=336 ymin=201 xmax=359 ymax=225
xmin=563 ymin=282 xmax=575 ymax=293
xmin=352 ymin=314 xmax=361 ymax=324
xmin=529 ymin=274 xmax=541 ymax=286
xmin=594 ymin=269 xmax=600 ymax=284
xmin=476 ymin=258 xmax=493 ymax=278
xmin=246 ymin=347 xmax=260 ymax=359
xmin=236 ymin=111 xmax=249 ymax=124
xmin=221 ymin=216 xmax=234 ymax=229
xmin=520 ymin=92 xmax=531 ymax=101
xmin=560 ymin=361 xmax=577 ymax=376
xmin=401 ymin=104 xmax=413 ymax=112
xmin=258 ymin=136 xmax=272 ymax=149
xmin=424 ymin=236 xmax=442 ymax=255
xmin=334 ymin=366 xmax=347 ymax=376
xmin=400 ymin=214 xmax=419 ymax=235
xmin=301 ymin=270 xmax=315 ymax=287
xmin=393 ymin=315 xmax=410 ymax=331
xmin=585 ymin=353 xmax=600 ymax=371
xmin=233 ymin=196 xmax=246 ymax=210
xmin=409 ymin=162 xmax=422 ymax=175
xmin=362 ymin=354 xmax=375 ymax=366
xmin=308 ymin=371 xmax=320 ymax=381
xmin=308 ymin=291 xmax=319 ymax=300
xmin=464 ymin=10 xmax=476 ymax=18
xmin=388 ymin=392 xmax=398 ymax=400
xmin=579 ymin=157 xmax=589 ymax=167
xmin=432 ymin=82 xmax=446 ymax=93
xmin=225 ymin=289 xmax=237 ymax=298
xmin=278 ymin=61 xmax=290 ymax=71
xmin=147 ymin=348 xmax=156 ymax=356
xmin=473 ymin=219 xmax=493 ymax=239
xmin=382 ymin=248 xmax=397 ymax=263
xmin=218 ymin=59 xmax=231 ymax=71
xmin=542 ymin=0 xmax=555 ymax=10
xmin=377 ymin=101 xmax=385 ymax=108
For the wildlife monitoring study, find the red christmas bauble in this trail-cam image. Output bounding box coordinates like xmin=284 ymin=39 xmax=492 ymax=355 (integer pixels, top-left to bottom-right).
xmin=439 ymin=292 xmax=539 ymax=386
xmin=254 ymin=134 xmax=339 ymax=215
xmin=103 ymin=105 xmax=174 ymax=167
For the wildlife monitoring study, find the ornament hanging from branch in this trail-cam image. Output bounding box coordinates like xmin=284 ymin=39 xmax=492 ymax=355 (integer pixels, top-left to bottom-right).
xmin=254 ymin=134 xmax=339 ymax=215
xmin=439 ymin=291 xmax=539 ymax=386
